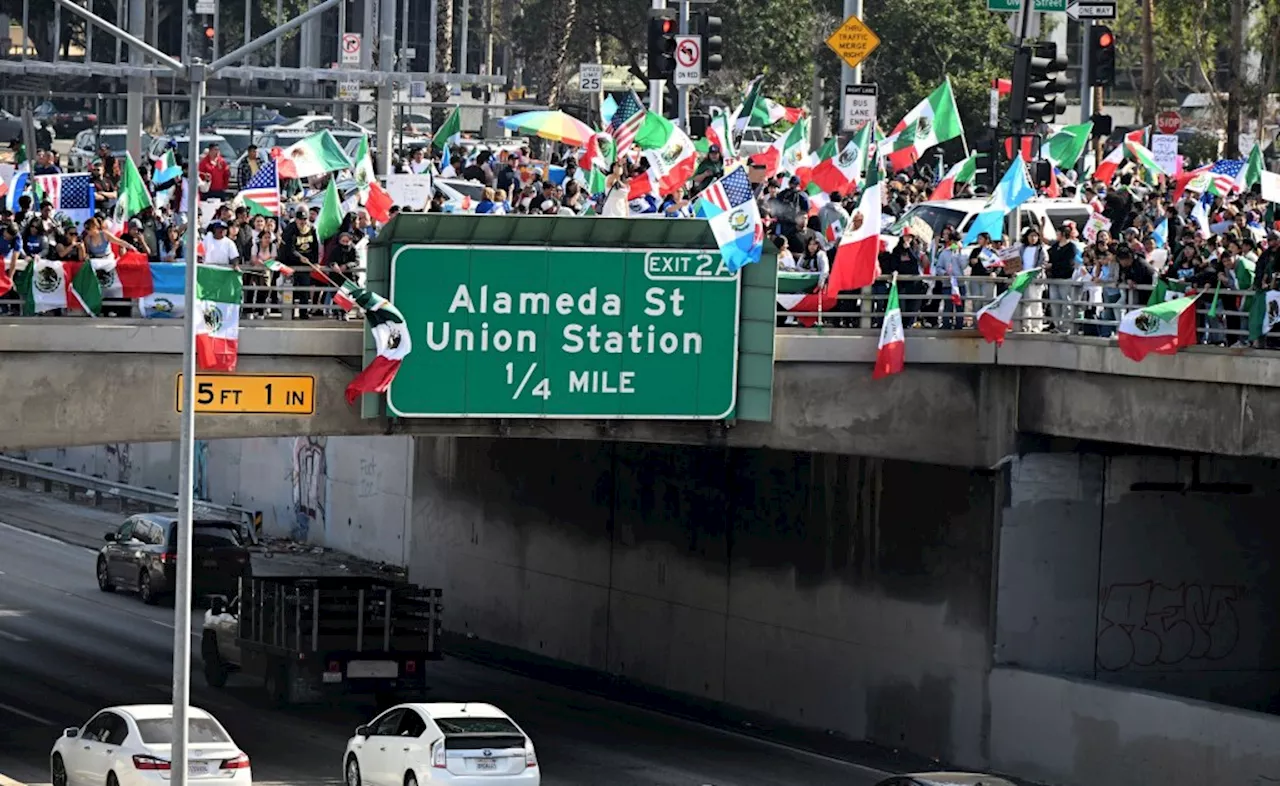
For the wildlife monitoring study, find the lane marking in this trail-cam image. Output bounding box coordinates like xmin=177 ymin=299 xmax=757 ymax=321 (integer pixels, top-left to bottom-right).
xmin=0 ymin=772 xmax=31 ymax=786
xmin=149 ymin=618 xmax=202 ymax=640
xmin=0 ymin=630 xmax=29 ymax=642
xmin=0 ymin=701 xmax=55 ymax=726
xmin=0 ymin=520 xmax=96 ymax=553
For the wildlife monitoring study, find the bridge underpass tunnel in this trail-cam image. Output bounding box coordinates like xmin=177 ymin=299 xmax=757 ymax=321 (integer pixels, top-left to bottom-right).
xmin=409 ymin=436 xmax=1001 ymax=769
xmin=990 ymin=446 xmax=1280 ymax=786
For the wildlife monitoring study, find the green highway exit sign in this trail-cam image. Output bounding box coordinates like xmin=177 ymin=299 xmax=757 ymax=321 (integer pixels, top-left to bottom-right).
xmin=387 ymin=245 xmax=741 ymax=419
xmin=989 ymin=0 xmax=1067 ymax=11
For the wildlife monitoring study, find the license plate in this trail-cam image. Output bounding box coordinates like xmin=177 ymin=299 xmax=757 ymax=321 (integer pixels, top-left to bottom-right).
xmin=188 ymin=762 xmax=208 ymax=776
xmin=347 ymin=660 xmax=397 ymax=678
xmin=322 ymin=671 xmax=343 ymax=683
xmin=475 ymin=759 xmax=497 ymax=771
xmin=202 ymin=559 xmax=218 ymax=567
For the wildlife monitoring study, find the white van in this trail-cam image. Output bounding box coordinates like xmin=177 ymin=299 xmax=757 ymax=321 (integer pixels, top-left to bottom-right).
xmin=882 ymin=197 xmax=1093 ymax=251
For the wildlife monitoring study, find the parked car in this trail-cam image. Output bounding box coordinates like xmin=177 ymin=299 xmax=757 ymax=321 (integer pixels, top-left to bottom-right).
xmin=148 ymin=134 xmax=237 ymax=168
xmin=737 ymin=127 xmax=777 ymax=158
xmin=33 ymin=99 xmax=99 ymax=135
xmin=266 ymin=114 xmax=369 ymax=146
xmin=96 ymin=514 xmax=251 ymax=605
xmin=165 ymin=105 xmax=289 ymax=136
xmin=343 ymin=703 xmax=538 ymax=786
xmin=68 ymin=127 xmax=155 ymax=171
xmin=50 ymin=704 xmax=252 ymax=786
xmin=0 ymin=108 xmax=23 ymax=144
xmin=873 ymin=773 xmax=1017 ymax=786
xmin=397 ymin=112 xmax=432 ymax=136
xmin=882 ymin=198 xmax=1092 ymax=250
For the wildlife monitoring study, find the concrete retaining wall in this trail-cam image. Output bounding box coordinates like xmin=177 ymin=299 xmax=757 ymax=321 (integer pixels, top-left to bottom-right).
xmin=989 ymin=667 xmax=1280 ymax=786
xmin=409 ymin=436 xmax=998 ymax=767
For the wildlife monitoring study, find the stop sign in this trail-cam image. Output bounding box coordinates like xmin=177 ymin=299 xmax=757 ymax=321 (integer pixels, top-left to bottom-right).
xmin=1156 ymin=111 xmax=1182 ymax=135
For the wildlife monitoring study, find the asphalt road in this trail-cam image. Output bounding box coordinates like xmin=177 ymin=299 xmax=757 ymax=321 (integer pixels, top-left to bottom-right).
xmin=0 ymin=505 xmax=894 ymax=786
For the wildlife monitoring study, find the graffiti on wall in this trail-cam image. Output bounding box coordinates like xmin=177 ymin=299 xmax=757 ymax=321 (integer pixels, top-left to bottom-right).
xmin=291 ymin=436 xmax=327 ymax=541
xmin=1096 ymin=581 xmax=1243 ymax=671
xmin=359 ymin=455 xmax=378 ymax=499
xmin=104 ymin=443 xmax=132 ymax=485
xmin=193 ymin=440 xmax=210 ymax=500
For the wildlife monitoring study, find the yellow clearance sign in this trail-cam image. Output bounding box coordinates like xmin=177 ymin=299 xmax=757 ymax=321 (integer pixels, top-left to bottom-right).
xmin=825 ymin=15 xmax=880 ymax=71
xmin=176 ymin=374 xmax=316 ymax=415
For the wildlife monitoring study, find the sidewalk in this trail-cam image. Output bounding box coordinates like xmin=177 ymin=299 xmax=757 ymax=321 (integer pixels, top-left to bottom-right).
xmin=0 ymin=479 xmax=405 ymax=582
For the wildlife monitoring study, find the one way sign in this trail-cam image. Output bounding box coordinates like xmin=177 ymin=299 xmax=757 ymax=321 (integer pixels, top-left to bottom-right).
xmin=1067 ymin=0 xmax=1117 ymax=19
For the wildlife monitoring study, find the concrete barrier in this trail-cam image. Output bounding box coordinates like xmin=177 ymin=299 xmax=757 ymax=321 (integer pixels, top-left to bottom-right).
xmin=989 ymin=667 xmax=1280 ymax=786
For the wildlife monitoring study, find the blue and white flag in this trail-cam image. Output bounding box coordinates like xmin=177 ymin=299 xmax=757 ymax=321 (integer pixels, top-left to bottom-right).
xmin=5 ymin=171 xmax=29 ymax=213
xmin=696 ymin=165 xmax=764 ymax=273
xmin=964 ymin=154 xmax=1036 ymax=244
xmin=139 ymin=263 xmax=186 ymax=318
xmin=35 ymin=173 xmax=96 ymax=229
xmin=1152 ymin=218 xmax=1168 ymax=248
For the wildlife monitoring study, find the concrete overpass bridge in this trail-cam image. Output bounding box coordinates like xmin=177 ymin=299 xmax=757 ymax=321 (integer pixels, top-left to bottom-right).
xmin=6 ymin=316 xmax=1280 ymax=466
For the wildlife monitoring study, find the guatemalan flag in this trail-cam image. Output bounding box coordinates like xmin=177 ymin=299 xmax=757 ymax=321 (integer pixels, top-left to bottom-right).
xmin=696 ymin=165 xmax=764 ymax=273
xmin=35 ymin=173 xmax=96 ymax=230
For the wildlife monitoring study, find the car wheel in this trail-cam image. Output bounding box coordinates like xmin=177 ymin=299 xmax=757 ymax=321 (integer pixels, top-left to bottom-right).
xmin=107 ymin=771 xmax=120 ymax=786
xmin=139 ymin=571 xmax=159 ymax=605
xmin=97 ymin=558 xmax=114 ymax=592
xmin=404 ymin=771 xmax=417 ymax=786
xmin=345 ymin=755 xmax=362 ymax=786
xmin=51 ymin=754 xmax=67 ymax=786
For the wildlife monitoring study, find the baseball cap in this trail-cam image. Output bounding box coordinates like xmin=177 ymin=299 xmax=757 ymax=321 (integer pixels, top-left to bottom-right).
xmin=210 ymin=219 xmax=228 ymax=229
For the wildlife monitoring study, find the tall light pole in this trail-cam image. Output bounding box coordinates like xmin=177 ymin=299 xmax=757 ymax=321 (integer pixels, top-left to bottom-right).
xmin=49 ymin=4 xmax=343 ymax=786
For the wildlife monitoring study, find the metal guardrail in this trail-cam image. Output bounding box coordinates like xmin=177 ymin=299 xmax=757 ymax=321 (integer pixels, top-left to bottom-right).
xmin=0 ymin=454 xmax=259 ymax=542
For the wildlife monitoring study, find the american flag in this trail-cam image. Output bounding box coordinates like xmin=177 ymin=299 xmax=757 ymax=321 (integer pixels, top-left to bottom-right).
xmin=238 ymin=159 xmax=280 ymax=214
xmin=607 ymin=91 xmax=646 ymax=158
xmin=1206 ymin=159 xmax=1244 ymax=196
xmin=34 ymin=173 xmax=95 ymax=228
xmin=702 ymin=166 xmax=754 ymax=213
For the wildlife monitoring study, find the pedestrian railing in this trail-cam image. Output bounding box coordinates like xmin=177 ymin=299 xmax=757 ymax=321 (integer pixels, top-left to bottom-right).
xmin=777 ymin=274 xmax=1265 ymax=346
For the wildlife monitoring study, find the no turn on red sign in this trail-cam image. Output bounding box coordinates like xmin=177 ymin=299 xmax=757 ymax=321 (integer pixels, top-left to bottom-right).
xmin=341 ymin=33 xmax=361 ymax=65
xmin=674 ymin=35 xmax=702 ymax=86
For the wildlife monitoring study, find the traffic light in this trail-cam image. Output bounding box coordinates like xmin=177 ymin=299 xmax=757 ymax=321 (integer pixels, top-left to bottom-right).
xmin=1010 ymin=42 xmax=1067 ymax=126
xmin=201 ymin=22 xmax=215 ymax=59
xmin=647 ymin=9 xmax=677 ymax=81
xmin=1088 ymin=25 xmax=1116 ymax=87
xmin=663 ymin=79 xmax=678 ymax=119
xmin=698 ymin=13 xmax=723 ymax=74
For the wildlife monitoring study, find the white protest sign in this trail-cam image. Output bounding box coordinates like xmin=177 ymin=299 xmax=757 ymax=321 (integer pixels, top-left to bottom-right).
xmin=1151 ymin=134 xmax=1179 ymax=176
xmin=384 ymin=173 xmax=434 ymax=211
xmin=1084 ymin=211 xmax=1112 ymax=243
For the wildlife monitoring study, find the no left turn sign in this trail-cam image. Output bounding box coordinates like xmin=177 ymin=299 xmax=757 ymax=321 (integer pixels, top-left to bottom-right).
xmin=674 ymin=35 xmax=702 ymax=86
xmin=341 ymin=33 xmax=361 ymax=64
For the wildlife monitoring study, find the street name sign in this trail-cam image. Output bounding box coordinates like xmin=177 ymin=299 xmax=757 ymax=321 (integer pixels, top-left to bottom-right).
xmin=578 ymin=63 xmax=603 ymax=92
xmin=387 ymin=246 xmax=742 ymax=419
xmin=989 ymin=0 xmax=1067 ymax=11
xmin=1066 ymin=0 xmax=1117 ymax=18
xmin=826 ymin=15 xmax=880 ymax=71
xmin=176 ymin=374 xmax=315 ymax=415
xmin=194 ymin=0 xmax=216 ymax=15
xmin=673 ymin=35 xmax=703 ymax=86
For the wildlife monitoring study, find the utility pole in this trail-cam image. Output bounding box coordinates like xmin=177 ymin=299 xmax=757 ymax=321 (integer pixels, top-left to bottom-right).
xmin=1079 ymin=18 xmax=1092 ymax=179
xmin=1225 ymin=0 xmax=1245 ymax=158
xmin=676 ymin=0 xmax=690 ymax=128
xmin=1139 ymin=0 xmax=1156 ymax=125
xmin=649 ymin=0 xmax=665 ymax=113
xmin=125 ymin=0 xmax=146 ymax=162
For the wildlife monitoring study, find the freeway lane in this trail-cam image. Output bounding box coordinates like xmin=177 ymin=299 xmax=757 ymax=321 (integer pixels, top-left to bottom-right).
xmin=0 ymin=517 xmax=895 ymax=786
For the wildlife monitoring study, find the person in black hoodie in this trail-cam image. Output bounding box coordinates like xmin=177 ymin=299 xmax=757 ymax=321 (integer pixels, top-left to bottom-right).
xmin=279 ymin=208 xmax=321 ymax=319
xmin=1046 ymin=226 xmax=1079 ymax=332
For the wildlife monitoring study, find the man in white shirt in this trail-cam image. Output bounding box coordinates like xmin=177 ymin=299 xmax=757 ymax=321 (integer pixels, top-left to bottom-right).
xmin=202 ymin=220 xmax=240 ymax=268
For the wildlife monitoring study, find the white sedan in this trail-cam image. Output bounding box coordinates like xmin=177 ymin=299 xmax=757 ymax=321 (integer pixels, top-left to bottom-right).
xmin=343 ymin=703 xmax=539 ymax=786
xmin=50 ymin=705 xmax=252 ymax=786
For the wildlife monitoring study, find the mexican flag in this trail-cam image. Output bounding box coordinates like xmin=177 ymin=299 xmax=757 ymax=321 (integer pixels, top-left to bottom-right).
xmin=1118 ymin=295 xmax=1198 ymax=361
xmin=316 ymin=178 xmax=344 ymax=243
xmin=1124 ymin=139 xmax=1165 ymax=183
xmin=432 ymin=106 xmax=462 ymax=151
xmin=830 ymin=160 xmax=883 ymax=293
xmin=796 ymin=137 xmax=834 ymax=187
xmin=810 ymin=122 xmax=871 ymax=196
xmin=116 ymin=153 xmax=153 ymax=221
xmin=261 ymin=258 xmax=295 ymax=276
xmin=352 ymin=136 xmax=393 ymax=223
xmin=735 ymin=75 xmax=767 ymax=132
xmin=279 ymin=130 xmax=352 ymax=180
xmin=345 ymin=286 xmax=413 ymax=405
xmin=1093 ymin=128 xmax=1147 ymax=185
xmin=20 ymin=259 xmax=101 ymax=314
xmin=1237 ymin=142 xmax=1265 ymax=192
xmin=629 ymin=124 xmax=697 ymax=200
xmin=1043 ymin=122 xmax=1094 ymax=170
xmin=706 ymin=110 xmax=737 ymax=157
xmin=885 ymin=79 xmax=963 ymax=171
xmin=195 ymin=266 xmax=243 ymax=372
xmin=1248 ymin=290 xmax=1280 ymax=342
xmin=976 ymin=269 xmax=1039 ymax=345
xmin=929 ymin=152 xmax=978 ymax=200
xmin=91 ymin=251 xmax=154 ymax=299
xmin=752 ymin=116 xmax=809 ymax=178
xmin=873 ymin=279 xmax=905 ymax=379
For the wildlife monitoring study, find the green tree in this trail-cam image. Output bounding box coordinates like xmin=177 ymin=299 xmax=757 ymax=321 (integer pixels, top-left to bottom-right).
xmin=862 ymin=0 xmax=1011 ymax=147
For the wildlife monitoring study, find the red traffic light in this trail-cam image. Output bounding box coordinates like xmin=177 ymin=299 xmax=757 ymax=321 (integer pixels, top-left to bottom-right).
xmin=1098 ymin=31 xmax=1113 ymax=47
xmin=661 ymin=19 xmax=674 ymax=33
xmin=204 ymin=26 xmax=215 ymax=38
